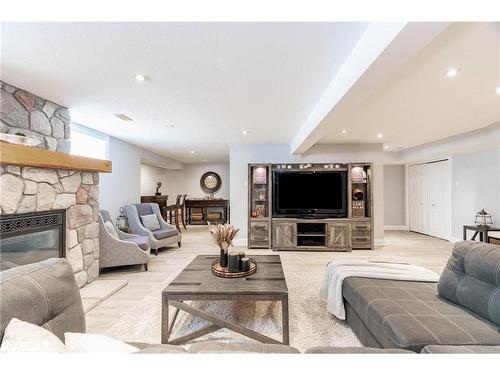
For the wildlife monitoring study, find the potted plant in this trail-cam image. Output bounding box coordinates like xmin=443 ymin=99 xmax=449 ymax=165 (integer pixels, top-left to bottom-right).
xmin=208 ymin=223 xmax=239 ymax=268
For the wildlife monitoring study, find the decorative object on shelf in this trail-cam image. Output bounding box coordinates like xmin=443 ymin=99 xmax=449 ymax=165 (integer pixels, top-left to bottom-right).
xmin=155 ymin=181 xmax=162 ymax=196
xmin=115 ymin=207 xmax=129 ymax=231
xmin=351 ymin=166 xmax=367 ymax=183
xmin=208 ymin=223 xmax=239 ymax=269
xmin=255 ymin=204 xmax=266 ymax=218
xmin=252 ymin=167 xmax=267 ymax=184
xmin=0 ymin=132 xmax=42 ymax=147
xmin=211 ymin=257 xmax=257 ymax=278
xmin=475 ymin=209 xmax=493 ymax=228
xmin=200 ymin=171 xmax=222 ymax=194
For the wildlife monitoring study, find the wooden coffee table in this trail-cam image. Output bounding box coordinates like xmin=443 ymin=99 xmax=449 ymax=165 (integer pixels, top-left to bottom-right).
xmin=161 ymin=255 xmax=289 ymax=345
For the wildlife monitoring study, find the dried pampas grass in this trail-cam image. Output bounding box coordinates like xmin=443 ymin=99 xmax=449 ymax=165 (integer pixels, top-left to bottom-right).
xmin=208 ymin=223 xmax=239 ymax=252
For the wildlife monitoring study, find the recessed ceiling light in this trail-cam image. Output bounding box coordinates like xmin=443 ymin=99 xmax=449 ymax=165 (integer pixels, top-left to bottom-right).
xmin=114 ymin=113 xmax=133 ymax=122
xmin=377 ymin=133 xmax=383 ymax=139
xmin=384 ymin=145 xmax=388 ymax=150
xmin=242 ymin=130 xmax=249 ymax=135
xmin=444 ymin=68 xmax=460 ymax=78
xmin=134 ymin=74 xmax=148 ymax=82
xmin=496 ymin=86 xmax=500 ymax=94
xmin=341 ymin=129 xmax=347 ymax=134
xmin=189 ymin=150 xmax=195 ymax=155
xmin=165 ymin=124 xmax=175 ymax=128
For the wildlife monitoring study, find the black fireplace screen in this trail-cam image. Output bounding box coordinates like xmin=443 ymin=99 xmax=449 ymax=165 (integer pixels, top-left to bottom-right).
xmin=0 ymin=210 xmax=66 ymax=266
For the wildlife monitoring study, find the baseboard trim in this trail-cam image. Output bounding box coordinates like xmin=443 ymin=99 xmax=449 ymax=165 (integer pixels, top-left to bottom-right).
xmin=384 ymin=225 xmax=409 ymax=231
xmin=449 ymin=237 xmax=463 ymax=244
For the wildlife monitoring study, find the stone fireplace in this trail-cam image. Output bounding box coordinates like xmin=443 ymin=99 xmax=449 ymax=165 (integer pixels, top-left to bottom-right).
xmin=0 ymin=81 xmax=106 ymax=287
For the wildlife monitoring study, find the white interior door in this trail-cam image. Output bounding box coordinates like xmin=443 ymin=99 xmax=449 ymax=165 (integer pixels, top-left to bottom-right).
xmin=428 ymin=160 xmax=450 ymax=240
xmin=409 ymin=164 xmax=428 ymax=234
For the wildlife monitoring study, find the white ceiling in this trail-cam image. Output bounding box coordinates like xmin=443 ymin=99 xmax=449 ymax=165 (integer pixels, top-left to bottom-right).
xmin=317 ymin=22 xmax=500 ymax=150
xmin=1 ymin=22 xmax=368 ymax=162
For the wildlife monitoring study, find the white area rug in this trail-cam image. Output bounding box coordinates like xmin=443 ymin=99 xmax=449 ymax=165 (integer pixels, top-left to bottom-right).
xmin=105 ymin=272 xmax=361 ymax=351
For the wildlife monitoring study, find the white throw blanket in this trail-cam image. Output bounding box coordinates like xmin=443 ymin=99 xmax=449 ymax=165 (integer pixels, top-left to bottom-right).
xmin=319 ymin=260 xmax=439 ymax=320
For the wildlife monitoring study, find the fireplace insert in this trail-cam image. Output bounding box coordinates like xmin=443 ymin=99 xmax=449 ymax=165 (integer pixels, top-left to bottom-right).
xmin=0 ymin=210 xmax=66 ymax=266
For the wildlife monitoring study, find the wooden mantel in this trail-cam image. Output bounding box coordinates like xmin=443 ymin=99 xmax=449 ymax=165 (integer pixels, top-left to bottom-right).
xmin=0 ymin=142 xmax=112 ymax=173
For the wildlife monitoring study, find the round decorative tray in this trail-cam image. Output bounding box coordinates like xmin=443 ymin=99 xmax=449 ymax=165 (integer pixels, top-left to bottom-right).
xmin=211 ymin=258 xmax=257 ymax=278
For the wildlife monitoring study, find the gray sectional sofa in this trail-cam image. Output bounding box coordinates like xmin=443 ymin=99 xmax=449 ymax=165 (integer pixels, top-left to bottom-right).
xmin=1 ymin=240 xmax=499 ymax=354
xmin=342 ymin=241 xmax=500 ymax=352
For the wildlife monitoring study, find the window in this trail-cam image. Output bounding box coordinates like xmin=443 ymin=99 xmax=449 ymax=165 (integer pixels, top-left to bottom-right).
xmin=70 ymin=124 xmax=108 ymax=160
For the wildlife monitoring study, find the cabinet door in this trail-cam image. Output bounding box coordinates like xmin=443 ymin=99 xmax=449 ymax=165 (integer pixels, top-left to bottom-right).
xmin=327 ymin=223 xmax=351 ymax=248
xmin=273 ymin=223 xmax=295 ymax=248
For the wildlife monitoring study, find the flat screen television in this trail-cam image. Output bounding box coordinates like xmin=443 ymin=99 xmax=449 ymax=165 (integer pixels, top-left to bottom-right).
xmin=272 ymin=170 xmax=347 ymax=218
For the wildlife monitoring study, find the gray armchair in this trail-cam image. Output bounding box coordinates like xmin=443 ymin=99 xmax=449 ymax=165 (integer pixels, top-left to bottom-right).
xmin=98 ymin=210 xmax=150 ymax=271
xmin=124 ymin=203 xmax=181 ymax=256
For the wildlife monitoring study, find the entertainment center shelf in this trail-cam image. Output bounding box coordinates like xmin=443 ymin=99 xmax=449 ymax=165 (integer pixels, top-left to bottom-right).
xmin=248 ymin=162 xmax=374 ymax=252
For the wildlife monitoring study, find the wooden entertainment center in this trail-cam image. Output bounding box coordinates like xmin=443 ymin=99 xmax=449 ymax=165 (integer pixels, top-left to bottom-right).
xmin=248 ymin=163 xmax=373 ymax=251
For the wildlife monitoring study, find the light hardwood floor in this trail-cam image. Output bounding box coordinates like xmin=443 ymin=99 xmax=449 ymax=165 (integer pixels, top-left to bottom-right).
xmin=85 ymin=226 xmax=453 ymax=334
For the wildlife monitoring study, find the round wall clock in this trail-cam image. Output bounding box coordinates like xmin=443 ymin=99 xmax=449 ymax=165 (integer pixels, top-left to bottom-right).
xmin=200 ymin=171 xmax=222 ymax=194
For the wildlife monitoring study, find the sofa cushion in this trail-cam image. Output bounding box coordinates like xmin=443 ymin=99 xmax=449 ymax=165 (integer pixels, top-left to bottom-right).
xmin=0 ymin=258 xmax=85 ymax=343
xmin=438 ymin=241 xmax=500 ymax=326
xmin=342 ymin=277 xmax=500 ymax=352
xmin=304 ymin=346 xmax=414 ymax=354
xmin=0 ymin=318 xmax=66 ymax=353
xmin=65 ymin=333 xmax=139 ymax=353
xmin=421 ymin=345 xmax=500 ymax=354
xmin=152 ymin=227 xmax=179 ymax=240
xmin=141 ymin=214 xmax=161 ymax=231
xmin=129 ymin=342 xmax=187 ymax=353
xmin=134 ymin=203 xmax=154 ymax=216
xmin=104 ymin=221 xmax=119 ymax=239
xmin=126 ymin=235 xmax=150 ymax=251
xmin=188 ymin=341 xmax=300 ymax=354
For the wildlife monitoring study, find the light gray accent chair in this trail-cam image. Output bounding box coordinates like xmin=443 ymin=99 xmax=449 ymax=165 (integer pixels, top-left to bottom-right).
xmin=125 ymin=203 xmax=181 ymax=256
xmin=98 ymin=210 xmax=150 ymax=271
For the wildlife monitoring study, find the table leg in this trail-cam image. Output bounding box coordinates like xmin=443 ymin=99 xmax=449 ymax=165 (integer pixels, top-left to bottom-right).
xmin=282 ymin=296 xmax=289 ymax=345
xmin=480 ymin=232 xmax=484 ymax=242
xmin=484 ymin=233 xmax=489 ymax=243
xmin=472 ymin=231 xmax=478 ymax=241
xmin=463 ymin=227 xmax=467 ymax=240
xmin=161 ymin=295 xmax=169 ymax=344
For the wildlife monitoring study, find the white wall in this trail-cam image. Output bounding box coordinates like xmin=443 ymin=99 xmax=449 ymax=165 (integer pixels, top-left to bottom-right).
xmin=140 ymin=163 xmax=230 ymax=200
xmin=99 ymin=136 xmax=184 ymax=220
xmin=451 ymin=149 xmax=500 ymax=239
xmin=383 ymin=164 xmax=406 ymax=227
xmin=230 ymin=143 xmax=385 ymax=246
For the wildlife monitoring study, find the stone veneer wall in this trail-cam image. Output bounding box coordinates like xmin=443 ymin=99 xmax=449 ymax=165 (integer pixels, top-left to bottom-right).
xmin=0 ymin=82 xmax=99 ymax=287
xmin=0 ymin=80 xmax=71 ymax=153
xmin=0 ymin=166 xmax=100 ymax=287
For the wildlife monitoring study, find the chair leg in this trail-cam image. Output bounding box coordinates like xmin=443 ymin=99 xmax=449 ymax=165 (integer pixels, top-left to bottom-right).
xmin=175 ymin=207 xmax=182 ymax=233
xmin=155 ymin=248 xmax=159 ymax=256
xmin=178 ymin=241 xmax=182 ymax=248
xmin=144 ymin=263 xmax=148 ymax=271
xmin=181 ymin=207 xmax=187 ymax=230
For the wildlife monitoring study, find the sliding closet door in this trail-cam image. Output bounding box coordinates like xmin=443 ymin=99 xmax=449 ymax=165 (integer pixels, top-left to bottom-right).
xmin=427 ymin=160 xmax=450 ymax=239
xmin=409 ymin=164 xmax=428 ymax=234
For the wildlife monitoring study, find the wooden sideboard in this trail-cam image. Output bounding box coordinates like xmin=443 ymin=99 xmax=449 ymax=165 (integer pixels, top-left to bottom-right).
xmin=185 ymin=199 xmax=230 ymax=225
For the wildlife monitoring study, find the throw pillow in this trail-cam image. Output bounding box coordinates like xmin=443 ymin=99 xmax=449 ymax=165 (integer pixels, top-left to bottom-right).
xmin=140 ymin=214 xmax=161 ymax=231
xmin=104 ymin=220 xmax=119 ymax=239
xmin=0 ymin=318 xmax=66 ymax=353
xmin=64 ymin=333 xmax=139 ymax=353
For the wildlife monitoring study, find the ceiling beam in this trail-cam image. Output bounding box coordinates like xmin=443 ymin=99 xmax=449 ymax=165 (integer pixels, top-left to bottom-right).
xmin=291 ymin=22 xmax=450 ymax=155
